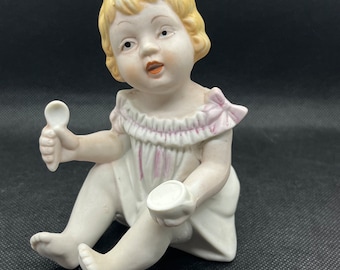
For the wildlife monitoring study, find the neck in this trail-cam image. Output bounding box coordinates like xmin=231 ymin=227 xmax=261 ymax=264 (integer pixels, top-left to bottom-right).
xmin=134 ymin=79 xmax=197 ymax=113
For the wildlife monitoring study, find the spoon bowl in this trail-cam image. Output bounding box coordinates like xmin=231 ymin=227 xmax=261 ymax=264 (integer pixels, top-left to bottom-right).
xmin=44 ymin=100 xmax=70 ymax=128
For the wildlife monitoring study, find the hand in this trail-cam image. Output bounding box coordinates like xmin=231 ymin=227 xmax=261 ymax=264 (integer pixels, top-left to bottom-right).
xmin=147 ymin=180 xmax=197 ymax=227
xmin=39 ymin=125 xmax=78 ymax=172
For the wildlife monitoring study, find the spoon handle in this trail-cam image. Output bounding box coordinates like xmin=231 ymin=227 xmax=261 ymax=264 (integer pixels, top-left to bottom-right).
xmin=44 ymin=100 xmax=70 ymax=172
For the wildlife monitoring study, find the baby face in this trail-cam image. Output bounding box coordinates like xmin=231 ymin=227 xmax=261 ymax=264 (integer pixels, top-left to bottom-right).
xmin=109 ymin=0 xmax=195 ymax=94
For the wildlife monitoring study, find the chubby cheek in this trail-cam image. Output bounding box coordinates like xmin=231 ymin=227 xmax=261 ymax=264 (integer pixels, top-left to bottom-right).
xmin=164 ymin=49 xmax=194 ymax=73
xmin=163 ymin=50 xmax=177 ymax=68
xmin=124 ymin=66 xmax=140 ymax=80
xmin=118 ymin=60 xmax=141 ymax=84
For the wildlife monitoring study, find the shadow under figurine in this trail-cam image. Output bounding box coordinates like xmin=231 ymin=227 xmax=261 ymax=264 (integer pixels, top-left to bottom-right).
xmin=30 ymin=0 xmax=248 ymax=269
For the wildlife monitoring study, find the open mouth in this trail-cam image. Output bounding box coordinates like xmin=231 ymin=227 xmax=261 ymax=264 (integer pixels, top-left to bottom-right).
xmin=146 ymin=61 xmax=164 ymax=75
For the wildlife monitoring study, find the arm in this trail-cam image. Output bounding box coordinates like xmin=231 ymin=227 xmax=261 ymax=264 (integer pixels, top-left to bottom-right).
xmin=40 ymin=126 xmax=130 ymax=168
xmin=72 ymin=129 xmax=130 ymax=163
xmin=147 ymin=130 xmax=233 ymax=227
xmin=184 ymin=129 xmax=232 ymax=207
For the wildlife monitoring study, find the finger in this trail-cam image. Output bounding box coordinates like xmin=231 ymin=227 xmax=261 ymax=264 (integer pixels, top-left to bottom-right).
xmin=40 ymin=145 xmax=54 ymax=155
xmin=156 ymin=217 xmax=166 ymax=226
xmin=39 ymin=136 xmax=56 ymax=147
xmin=163 ymin=219 xmax=177 ymax=227
xmin=164 ymin=216 xmax=188 ymax=227
xmin=41 ymin=154 xmax=54 ymax=164
xmin=41 ymin=127 xmax=56 ymax=138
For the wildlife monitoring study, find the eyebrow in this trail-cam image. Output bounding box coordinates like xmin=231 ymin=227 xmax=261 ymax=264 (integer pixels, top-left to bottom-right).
xmin=117 ymin=20 xmax=133 ymax=26
xmin=151 ymin=15 xmax=169 ymax=24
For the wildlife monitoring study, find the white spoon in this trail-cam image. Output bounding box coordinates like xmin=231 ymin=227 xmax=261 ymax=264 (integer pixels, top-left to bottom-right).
xmin=44 ymin=100 xmax=70 ymax=172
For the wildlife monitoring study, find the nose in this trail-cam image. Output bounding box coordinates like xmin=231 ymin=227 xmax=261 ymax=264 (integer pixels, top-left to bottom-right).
xmin=139 ymin=39 xmax=160 ymax=57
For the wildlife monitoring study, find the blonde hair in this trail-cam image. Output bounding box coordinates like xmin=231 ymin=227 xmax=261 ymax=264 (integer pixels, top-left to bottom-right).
xmin=98 ymin=0 xmax=211 ymax=82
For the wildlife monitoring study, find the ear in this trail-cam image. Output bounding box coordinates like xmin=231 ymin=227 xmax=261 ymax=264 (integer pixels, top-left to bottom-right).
xmin=191 ymin=35 xmax=205 ymax=61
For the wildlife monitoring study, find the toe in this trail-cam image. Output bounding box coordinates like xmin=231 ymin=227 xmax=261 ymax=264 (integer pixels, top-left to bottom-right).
xmin=78 ymin=243 xmax=89 ymax=255
xmin=30 ymin=233 xmax=43 ymax=249
xmin=30 ymin=235 xmax=37 ymax=249
xmin=78 ymin=244 xmax=97 ymax=270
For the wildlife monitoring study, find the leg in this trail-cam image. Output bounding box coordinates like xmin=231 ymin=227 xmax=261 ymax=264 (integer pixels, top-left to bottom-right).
xmin=78 ymin=209 xmax=187 ymax=270
xmin=30 ymin=163 xmax=119 ymax=269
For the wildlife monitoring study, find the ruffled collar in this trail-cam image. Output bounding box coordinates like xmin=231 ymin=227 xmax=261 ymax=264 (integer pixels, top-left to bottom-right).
xmin=110 ymin=87 xmax=248 ymax=146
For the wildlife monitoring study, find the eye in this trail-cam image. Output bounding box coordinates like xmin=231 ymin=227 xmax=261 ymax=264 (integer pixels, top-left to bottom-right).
xmin=124 ymin=41 xmax=132 ymax=48
xmin=121 ymin=40 xmax=136 ymax=51
xmin=158 ymin=28 xmax=175 ymax=39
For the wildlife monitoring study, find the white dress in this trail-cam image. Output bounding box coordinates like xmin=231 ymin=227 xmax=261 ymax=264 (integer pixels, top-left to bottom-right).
xmin=109 ymin=87 xmax=248 ymax=260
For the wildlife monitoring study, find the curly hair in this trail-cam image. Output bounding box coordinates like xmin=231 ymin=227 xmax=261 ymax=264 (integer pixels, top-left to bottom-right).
xmin=98 ymin=0 xmax=211 ymax=82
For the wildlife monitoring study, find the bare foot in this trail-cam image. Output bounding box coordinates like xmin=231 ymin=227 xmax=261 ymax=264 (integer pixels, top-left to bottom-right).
xmin=30 ymin=232 xmax=79 ymax=269
xmin=78 ymin=243 xmax=106 ymax=270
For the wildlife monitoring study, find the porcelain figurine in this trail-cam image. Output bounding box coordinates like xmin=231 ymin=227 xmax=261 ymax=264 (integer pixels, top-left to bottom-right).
xmin=30 ymin=0 xmax=248 ymax=269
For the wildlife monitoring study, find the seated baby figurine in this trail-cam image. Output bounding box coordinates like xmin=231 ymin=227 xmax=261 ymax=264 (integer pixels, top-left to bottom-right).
xmin=30 ymin=0 xmax=248 ymax=269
